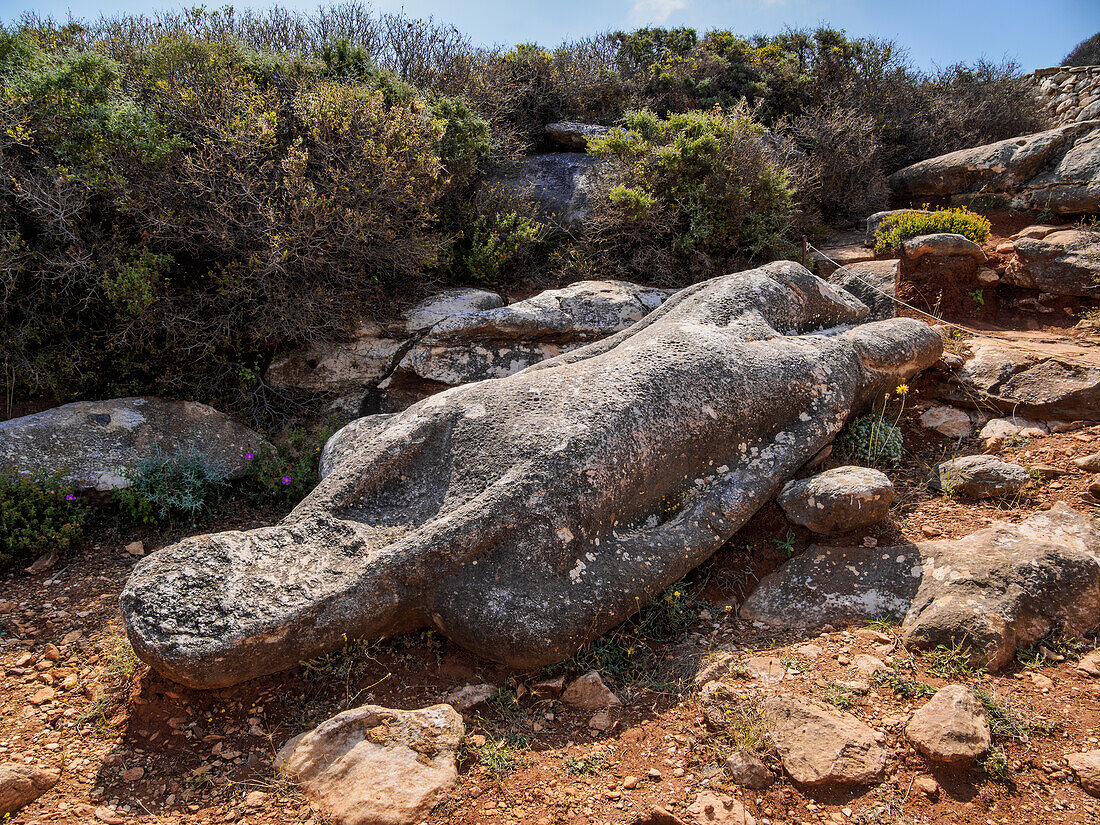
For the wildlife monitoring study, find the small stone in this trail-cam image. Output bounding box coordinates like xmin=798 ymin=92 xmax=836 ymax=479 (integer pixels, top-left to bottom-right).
xmin=42 ymin=644 xmax=60 ymax=662
xmin=530 ymin=675 xmax=566 ymax=699
xmin=588 ymin=711 xmax=613 ymax=731
xmin=121 ymin=767 xmax=144 ymax=781
xmin=125 ymin=541 xmax=145 ymax=557
xmin=24 ymin=551 xmax=57 ymax=575
xmin=914 ymin=774 xmax=939 ymax=797
xmin=243 ymin=791 xmax=267 ymax=807
xmin=777 ymin=466 xmax=894 ymax=535
xmin=977 ymin=268 xmax=1000 ymax=286
xmin=469 ymin=734 xmax=486 ymax=747
xmin=852 ymin=655 xmax=889 ymax=677
xmin=930 ymin=454 xmax=1030 ymax=499
xmin=724 ymin=750 xmax=774 ymax=789
xmin=94 ymin=807 xmax=126 ymax=824
xmin=919 ymin=405 xmax=972 ymax=438
xmin=1030 ymin=673 xmax=1054 ymax=691
xmin=622 ymin=775 xmax=639 ymax=789
xmin=648 ymin=768 xmax=663 ymax=780
xmin=920 ymin=524 xmax=941 ymax=537
xmin=0 ymin=763 xmax=60 ymax=815
xmin=28 ymin=687 xmax=55 ymax=706
xmin=1073 ymin=452 xmax=1100 ymax=473
xmin=441 ymin=683 xmax=497 ymax=713
xmin=906 ymin=685 xmax=991 ymax=763
xmin=687 ymin=791 xmax=756 ymax=824
xmin=1076 ymin=650 xmax=1100 ymax=677
xmin=561 ymin=671 xmax=620 ymax=709
xmin=1066 ymin=750 xmax=1100 ymax=797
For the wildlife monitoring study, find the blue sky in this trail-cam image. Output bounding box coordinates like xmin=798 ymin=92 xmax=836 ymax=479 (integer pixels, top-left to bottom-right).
xmin=3 ymin=0 xmax=1097 ymax=72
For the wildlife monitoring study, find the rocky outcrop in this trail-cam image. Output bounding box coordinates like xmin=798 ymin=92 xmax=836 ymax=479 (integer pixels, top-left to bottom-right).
xmin=930 ymin=455 xmax=1030 ymax=499
xmin=0 ymin=764 xmax=59 ymax=815
xmin=1066 ymin=750 xmax=1100 ymax=797
xmin=489 ymin=153 xmax=600 ymax=225
xmin=888 ymin=121 xmax=1100 ymax=214
xmin=0 ymin=398 xmax=268 ymax=492
xmin=763 ymin=694 xmax=887 ymax=788
xmin=120 ymin=262 xmax=941 ymax=688
xmin=905 ymin=686 xmax=991 ymax=764
xmin=940 ymin=335 xmax=1100 ymax=422
xmin=741 ymin=503 xmax=1100 ymax=671
xmin=777 ymin=466 xmax=894 ymax=535
xmin=267 ymin=280 xmax=675 ymax=411
xmin=546 ymin=122 xmax=613 ymax=151
xmin=1005 ymin=229 xmax=1100 ymax=299
xmin=276 ymin=704 xmax=463 ymax=825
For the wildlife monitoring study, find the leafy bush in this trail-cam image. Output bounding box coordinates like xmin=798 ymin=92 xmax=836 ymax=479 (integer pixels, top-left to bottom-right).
xmin=117 ymin=448 xmax=228 ymax=521
xmin=242 ymin=424 xmax=336 ymax=503
xmin=0 ymin=471 xmax=86 ymax=569
xmin=576 ymin=104 xmax=795 ymax=283
xmin=873 ymin=206 xmax=992 ymax=253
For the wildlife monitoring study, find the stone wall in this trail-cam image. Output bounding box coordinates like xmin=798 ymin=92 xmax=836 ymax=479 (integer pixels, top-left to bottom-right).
xmin=1030 ymin=65 xmax=1100 ymax=126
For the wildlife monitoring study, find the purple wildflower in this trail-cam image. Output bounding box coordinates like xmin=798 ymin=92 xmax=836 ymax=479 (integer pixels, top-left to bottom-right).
xmin=65 ymin=494 xmax=76 ymax=501
xmin=245 ymin=453 xmax=254 ymax=461
xmin=281 ymin=476 xmax=291 ymax=485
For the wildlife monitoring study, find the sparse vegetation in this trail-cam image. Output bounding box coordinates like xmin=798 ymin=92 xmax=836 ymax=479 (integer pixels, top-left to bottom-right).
xmin=115 ymin=447 xmax=228 ymax=522
xmin=926 ymin=638 xmax=986 ymax=680
xmin=79 ymin=633 xmax=140 ymax=734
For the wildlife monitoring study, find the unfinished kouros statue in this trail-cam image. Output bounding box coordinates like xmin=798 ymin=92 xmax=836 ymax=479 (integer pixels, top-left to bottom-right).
xmin=121 ymin=262 xmax=941 ymax=688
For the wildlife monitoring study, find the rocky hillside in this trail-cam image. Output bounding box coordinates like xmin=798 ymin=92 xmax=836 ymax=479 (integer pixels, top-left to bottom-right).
xmin=2 ymin=11 xmax=1100 ymax=825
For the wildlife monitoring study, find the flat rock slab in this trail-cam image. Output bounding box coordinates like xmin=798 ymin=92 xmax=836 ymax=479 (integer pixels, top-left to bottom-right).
xmin=741 ymin=503 xmax=1100 ymax=671
xmin=0 ymin=397 xmax=268 ymax=492
xmin=276 ymin=704 xmax=463 ymax=825
xmin=940 ymin=333 xmax=1100 ymax=422
xmin=888 ymin=120 xmax=1100 ymax=214
xmin=121 ymin=262 xmax=941 ymax=688
xmin=906 ymin=685 xmax=991 ymax=764
xmin=763 ymin=694 xmax=887 ymax=788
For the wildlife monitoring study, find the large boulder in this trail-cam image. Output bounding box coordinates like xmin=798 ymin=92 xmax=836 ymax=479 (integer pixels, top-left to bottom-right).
xmin=275 ymin=704 xmax=463 ymax=825
xmin=777 ymin=466 xmax=894 ymax=535
xmin=402 ymin=288 xmax=504 ymax=333
xmin=888 ymin=121 xmax=1100 ymax=214
xmin=489 ymin=153 xmax=600 ymax=225
xmin=1005 ymin=229 xmax=1100 ymax=299
xmin=265 ymin=325 xmax=404 ymax=394
xmin=120 ymin=262 xmax=941 ymax=688
xmin=741 ymin=503 xmax=1100 ymax=671
xmin=938 ymin=335 xmax=1100 ymax=422
xmin=763 ymin=694 xmax=887 ymax=788
xmin=0 ymin=398 xmax=268 ymax=492
xmin=545 ymin=122 xmax=613 ymax=151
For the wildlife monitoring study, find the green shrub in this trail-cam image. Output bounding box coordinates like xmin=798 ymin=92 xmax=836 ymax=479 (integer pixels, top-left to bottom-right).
xmin=841 ymin=414 xmax=903 ymax=466
xmin=578 ymin=104 xmax=795 ymax=283
xmin=242 ymin=424 xmax=336 ymax=503
xmin=0 ymin=471 xmax=86 ymax=569
xmin=117 ymin=448 xmax=228 ymax=521
xmin=874 ymin=206 xmax=992 ymax=253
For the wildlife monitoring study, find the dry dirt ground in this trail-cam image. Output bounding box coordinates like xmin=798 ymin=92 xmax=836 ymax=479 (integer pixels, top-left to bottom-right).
xmin=3 ymin=215 xmax=1100 ymax=825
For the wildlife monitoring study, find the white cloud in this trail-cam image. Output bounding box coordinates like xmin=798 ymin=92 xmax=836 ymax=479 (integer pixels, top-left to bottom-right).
xmin=629 ymin=0 xmax=690 ymax=26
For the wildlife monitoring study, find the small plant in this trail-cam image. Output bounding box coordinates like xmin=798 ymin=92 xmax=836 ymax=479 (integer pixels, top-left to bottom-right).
xmin=79 ymin=633 xmax=140 ymax=732
xmin=474 ymin=736 xmax=526 ymax=779
xmin=968 ymin=288 xmax=985 ymax=307
xmin=0 ymin=470 xmax=86 ymax=570
xmin=975 ymin=687 xmax=1057 ymax=743
xmin=117 ymin=447 xmax=228 ymax=521
xmin=925 ymin=638 xmax=985 ymax=680
xmin=708 ymin=699 xmax=771 ymax=757
xmin=243 ymin=425 xmax=336 ymax=503
xmin=981 ymin=744 xmax=1012 ymax=779
xmin=632 ymin=580 xmax=707 ymax=642
xmin=564 ymin=748 xmax=611 ymax=775
xmin=873 ymin=206 xmax=991 ymax=253
xmin=821 ymin=681 xmax=858 ymax=709
xmin=840 ymin=384 xmax=908 ymax=466
xmin=938 ymin=466 xmax=957 ymax=501
xmin=300 ymin=634 xmax=384 ymax=708
xmin=1016 ymin=628 xmax=1090 ymax=669
xmin=873 ymin=662 xmax=936 ymax=699
xmin=772 ymin=529 xmax=796 ymax=558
